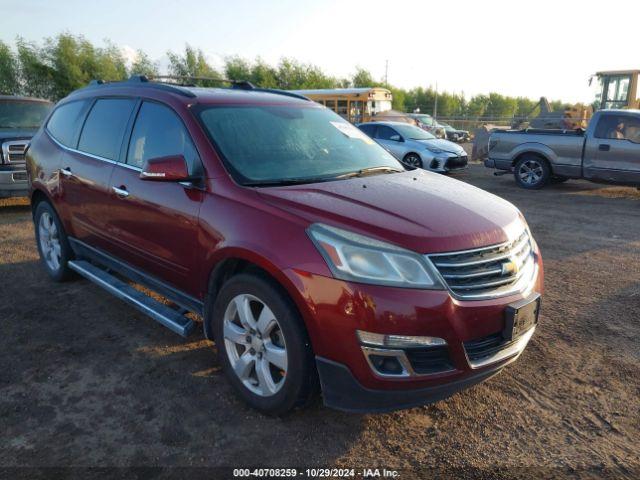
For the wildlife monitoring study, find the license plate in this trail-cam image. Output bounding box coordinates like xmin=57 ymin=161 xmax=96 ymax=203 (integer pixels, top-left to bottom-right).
xmin=503 ymin=294 xmax=541 ymax=341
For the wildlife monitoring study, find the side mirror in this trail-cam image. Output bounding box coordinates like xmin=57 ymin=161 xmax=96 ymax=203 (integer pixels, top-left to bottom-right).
xmin=140 ymin=155 xmax=191 ymax=182
xmin=390 ymin=134 xmax=402 ymax=142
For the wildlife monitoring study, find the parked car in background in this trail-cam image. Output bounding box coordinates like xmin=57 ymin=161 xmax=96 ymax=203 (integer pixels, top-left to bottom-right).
xmin=407 ymin=113 xmax=446 ymax=139
xmin=1 ymin=96 xmax=52 ymax=198
xmin=358 ymin=121 xmax=468 ymax=172
xmin=485 ymin=109 xmax=640 ymax=189
xmin=439 ymin=122 xmax=471 ymax=143
xmin=28 ymin=76 xmax=542 ymax=414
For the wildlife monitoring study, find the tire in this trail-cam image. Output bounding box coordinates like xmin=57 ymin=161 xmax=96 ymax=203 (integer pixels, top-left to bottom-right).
xmin=514 ymin=155 xmax=551 ymax=189
xmin=403 ymin=153 xmax=423 ymax=169
xmin=34 ymin=201 xmax=75 ymax=282
xmin=212 ymin=272 xmax=318 ymax=415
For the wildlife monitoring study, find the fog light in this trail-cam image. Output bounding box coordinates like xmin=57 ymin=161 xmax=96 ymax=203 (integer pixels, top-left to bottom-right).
xmin=368 ymin=355 xmax=403 ymax=375
xmin=357 ymin=330 xmax=446 ymax=348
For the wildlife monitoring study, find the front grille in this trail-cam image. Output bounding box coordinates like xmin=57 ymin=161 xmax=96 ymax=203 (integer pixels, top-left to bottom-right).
xmin=2 ymin=141 xmax=29 ymax=164
xmin=445 ymin=155 xmax=468 ymax=169
xmin=405 ymin=346 xmax=454 ymax=375
xmin=12 ymin=171 xmax=27 ymax=181
xmin=428 ymin=230 xmax=535 ymax=300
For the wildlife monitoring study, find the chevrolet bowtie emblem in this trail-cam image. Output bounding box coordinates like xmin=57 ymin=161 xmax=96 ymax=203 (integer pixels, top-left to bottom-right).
xmin=501 ymin=258 xmax=519 ymax=276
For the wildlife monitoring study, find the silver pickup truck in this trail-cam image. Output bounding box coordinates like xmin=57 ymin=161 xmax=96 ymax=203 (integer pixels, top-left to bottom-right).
xmin=484 ymin=109 xmax=640 ymax=189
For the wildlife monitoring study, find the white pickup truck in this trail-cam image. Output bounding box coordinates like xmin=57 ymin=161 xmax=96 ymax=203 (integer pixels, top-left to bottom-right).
xmin=484 ymin=109 xmax=640 ymax=189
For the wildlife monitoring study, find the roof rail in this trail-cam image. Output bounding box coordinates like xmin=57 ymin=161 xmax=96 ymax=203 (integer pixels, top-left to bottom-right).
xmin=76 ymin=75 xmax=311 ymax=101
xmin=144 ymin=76 xmax=310 ymax=100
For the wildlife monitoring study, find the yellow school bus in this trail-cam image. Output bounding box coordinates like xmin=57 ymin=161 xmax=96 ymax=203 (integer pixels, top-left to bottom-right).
xmin=290 ymin=87 xmax=393 ymax=123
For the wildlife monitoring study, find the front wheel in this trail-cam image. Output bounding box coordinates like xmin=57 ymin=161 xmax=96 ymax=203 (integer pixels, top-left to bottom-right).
xmin=212 ymin=273 xmax=318 ymax=415
xmin=34 ymin=201 xmax=75 ymax=282
xmin=403 ymin=153 xmax=423 ymax=169
xmin=514 ymin=155 xmax=550 ymax=189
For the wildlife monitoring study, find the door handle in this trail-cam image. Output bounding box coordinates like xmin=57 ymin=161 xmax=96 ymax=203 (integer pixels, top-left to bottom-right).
xmin=60 ymin=167 xmax=73 ymax=177
xmin=598 ymin=144 xmax=611 ymax=151
xmin=112 ymin=186 xmax=129 ymax=198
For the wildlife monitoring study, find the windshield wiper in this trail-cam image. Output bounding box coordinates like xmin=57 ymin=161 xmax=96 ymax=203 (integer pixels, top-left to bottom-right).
xmin=243 ymin=175 xmax=347 ymax=187
xmin=335 ymin=166 xmax=404 ymax=179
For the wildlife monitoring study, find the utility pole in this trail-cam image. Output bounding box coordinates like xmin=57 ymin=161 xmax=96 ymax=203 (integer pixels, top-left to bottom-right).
xmin=384 ymin=60 xmax=388 ymax=85
xmin=434 ymin=82 xmax=438 ymax=119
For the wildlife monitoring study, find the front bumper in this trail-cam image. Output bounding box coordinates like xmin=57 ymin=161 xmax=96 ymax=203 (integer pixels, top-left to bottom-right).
xmin=0 ymin=166 xmax=28 ymax=198
xmin=284 ymin=255 xmax=543 ymax=412
xmin=317 ymin=353 xmax=509 ymax=413
xmin=429 ymin=155 xmax=468 ymax=173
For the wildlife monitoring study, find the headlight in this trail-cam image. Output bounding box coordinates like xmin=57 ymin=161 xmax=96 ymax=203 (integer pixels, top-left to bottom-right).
xmin=307 ymin=223 xmax=443 ymax=289
xmin=427 ymin=147 xmax=444 ymax=154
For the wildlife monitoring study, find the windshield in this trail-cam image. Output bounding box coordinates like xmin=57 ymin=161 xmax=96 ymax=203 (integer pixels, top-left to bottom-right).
xmin=392 ymin=124 xmax=436 ymax=140
xmin=198 ymin=105 xmax=404 ymax=185
xmin=0 ymin=100 xmax=51 ymax=129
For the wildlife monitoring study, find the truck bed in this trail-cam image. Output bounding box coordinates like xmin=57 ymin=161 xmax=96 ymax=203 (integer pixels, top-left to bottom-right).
xmin=497 ymin=128 xmax=585 ymax=137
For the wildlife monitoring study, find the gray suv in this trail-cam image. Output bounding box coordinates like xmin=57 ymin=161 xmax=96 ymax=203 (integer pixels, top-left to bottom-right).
xmin=0 ymin=96 xmax=52 ymax=198
xmin=358 ymin=121 xmax=468 ymax=173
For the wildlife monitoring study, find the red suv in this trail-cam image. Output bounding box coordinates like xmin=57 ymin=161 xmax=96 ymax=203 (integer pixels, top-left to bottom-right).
xmin=27 ymin=76 xmax=543 ymax=414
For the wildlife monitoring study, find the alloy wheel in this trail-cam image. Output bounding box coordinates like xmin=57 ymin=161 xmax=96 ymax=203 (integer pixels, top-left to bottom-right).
xmin=404 ymin=154 xmax=422 ymax=168
xmin=518 ymin=159 xmax=544 ymax=185
xmin=223 ymin=293 xmax=288 ymax=397
xmin=38 ymin=211 xmax=62 ymax=272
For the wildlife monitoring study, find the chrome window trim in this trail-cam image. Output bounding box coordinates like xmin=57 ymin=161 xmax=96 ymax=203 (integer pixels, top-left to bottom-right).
xmin=465 ymin=325 xmax=536 ymax=369
xmin=45 ymin=129 xmax=142 ymax=171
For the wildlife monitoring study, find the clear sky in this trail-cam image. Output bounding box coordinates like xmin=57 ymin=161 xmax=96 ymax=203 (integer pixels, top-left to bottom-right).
xmin=1 ymin=0 xmax=638 ymax=103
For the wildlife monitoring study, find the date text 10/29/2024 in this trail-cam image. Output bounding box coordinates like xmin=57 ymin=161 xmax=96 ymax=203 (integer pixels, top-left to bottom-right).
xmin=233 ymin=468 xmax=400 ymax=478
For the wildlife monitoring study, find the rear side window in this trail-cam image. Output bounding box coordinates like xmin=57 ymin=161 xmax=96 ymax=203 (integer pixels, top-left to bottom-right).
xmin=126 ymin=102 xmax=199 ymax=172
xmin=78 ymin=98 xmax=136 ymax=160
xmin=47 ymin=100 xmax=88 ymax=147
xmin=376 ymin=125 xmax=399 ymax=140
xmin=358 ymin=124 xmax=376 ymax=137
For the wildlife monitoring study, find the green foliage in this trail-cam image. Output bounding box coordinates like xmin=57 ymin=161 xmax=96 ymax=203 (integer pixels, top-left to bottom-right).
xmin=1 ymin=34 xmax=569 ymax=119
xmin=130 ymin=50 xmax=158 ymax=78
xmin=0 ymin=41 xmax=19 ymax=95
xmin=167 ymin=45 xmax=221 ymax=86
xmin=352 ymin=67 xmax=377 ymax=88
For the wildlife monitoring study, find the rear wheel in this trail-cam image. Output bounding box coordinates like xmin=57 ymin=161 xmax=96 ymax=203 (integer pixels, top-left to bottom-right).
xmin=212 ymin=273 xmax=318 ymax=415
xmin=514 ymin=155 xmax=550 ymax=189
xmin=34 ymin=201 xmax=75 ymax=282
xmin=403 ymin=153 xmax=423 ymax=169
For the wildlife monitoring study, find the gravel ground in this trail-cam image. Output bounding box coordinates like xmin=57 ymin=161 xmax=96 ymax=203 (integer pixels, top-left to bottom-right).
xmin=1 ymin=159 xmax=639 ymax=479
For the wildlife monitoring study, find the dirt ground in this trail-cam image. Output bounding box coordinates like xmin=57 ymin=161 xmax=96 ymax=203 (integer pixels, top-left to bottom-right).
xmin=1 ymin=159 xmax=639 ymax=479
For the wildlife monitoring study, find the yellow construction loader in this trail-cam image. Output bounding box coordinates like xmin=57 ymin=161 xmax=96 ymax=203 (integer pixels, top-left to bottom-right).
xmin=594 ymin=70 xmax=640 ymax=109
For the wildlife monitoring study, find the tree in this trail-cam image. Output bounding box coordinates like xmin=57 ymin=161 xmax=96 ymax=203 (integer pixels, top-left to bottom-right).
xmin=167 ymin=45 xmax=221 ymax=86
xmin=0 ymin=41 xmax=19 ymax=95
xmin=130 ymin=49 xmax=158 ymax=78
xmin=16 ymin=37 xmax=54 ymax=99
xmin=351 ymin=67 xmax=376 ymax=88
xmin=224 ymin=55 xmax=252 ymax=82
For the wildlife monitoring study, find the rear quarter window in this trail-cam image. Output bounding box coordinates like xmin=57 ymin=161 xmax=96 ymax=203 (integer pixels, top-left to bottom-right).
xmin=46 ymin=100 xmax=89 ymax=147
xmin=78 ymin=98 xmax=137 ymax=160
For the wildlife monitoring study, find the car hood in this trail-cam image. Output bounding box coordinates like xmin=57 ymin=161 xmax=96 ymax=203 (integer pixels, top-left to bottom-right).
xmin=0 ymin=128 xmax=38 ymax=141
xmin=257 ymin=170 xmax=524 ymax=254
xmin=413 ymin=138 xmax=466 ymax=155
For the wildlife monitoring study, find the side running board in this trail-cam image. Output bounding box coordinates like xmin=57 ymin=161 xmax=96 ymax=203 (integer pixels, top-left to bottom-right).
xmin=68 ymin=260 xmax=196 ymax=337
